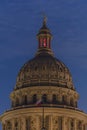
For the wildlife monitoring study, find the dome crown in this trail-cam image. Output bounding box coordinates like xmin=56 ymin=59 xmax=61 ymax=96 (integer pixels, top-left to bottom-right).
xmin=15 ymin=53 xmax=74 ymax=90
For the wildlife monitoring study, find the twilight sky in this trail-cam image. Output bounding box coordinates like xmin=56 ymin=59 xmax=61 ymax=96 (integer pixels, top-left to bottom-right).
xmin=0 ymin=0 xmax=87 ymax=129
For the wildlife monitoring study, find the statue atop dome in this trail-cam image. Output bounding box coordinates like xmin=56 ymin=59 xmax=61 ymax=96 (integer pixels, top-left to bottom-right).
xmin=43 ymin=15 xmax=47 ymax=26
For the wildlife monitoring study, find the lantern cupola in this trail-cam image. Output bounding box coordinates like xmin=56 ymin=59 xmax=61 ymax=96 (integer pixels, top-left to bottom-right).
xmin=36 ymin=17 xmax=53 ymax=55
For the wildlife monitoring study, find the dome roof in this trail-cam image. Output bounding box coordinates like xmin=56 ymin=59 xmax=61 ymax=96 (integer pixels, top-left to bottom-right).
xmin=15 ymin=52 xmax=74 ymax=90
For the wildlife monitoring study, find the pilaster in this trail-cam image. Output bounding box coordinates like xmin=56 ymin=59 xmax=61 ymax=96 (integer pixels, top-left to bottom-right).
xmin=21 ymin=117 xmax=26 ymax=130
xmin=62 ymin=116 xmax=66 ymax=130
xmin=49 ymin=115 xmax=53 ymax=130
xmin=74 ymin=119 xmax=77 ymax=130
xmin=12 ymin=119 xmax=15 ymax=130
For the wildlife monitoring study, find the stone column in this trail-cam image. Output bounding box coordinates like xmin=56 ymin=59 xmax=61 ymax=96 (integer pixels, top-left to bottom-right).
xmin=62 ymin=117 xmax=66 ymax=130
xmin=18 ymin=118 xmax=21 ymax=130
xmin=12 ymin=119 xmax=15 ymax=130
xmin=64 ymin=117 xmax=69 ymax=130
xmin=58 ymin=95 xmax=62 ymax=104
xmin=47 ymin=94 xmax=52 ymax=103
xmin=36 ymin=116 xmax=40 ymax=130
xmin=48 ymin=115 xmax=53 ymax=130
xmin=74 ymin=119 xmax=77 ymax=130
xmin=82 ymin=121 xmax=84 ymax=130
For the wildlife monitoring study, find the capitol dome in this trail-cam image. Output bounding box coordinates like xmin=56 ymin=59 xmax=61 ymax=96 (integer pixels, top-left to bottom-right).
xmin=10 ymin=17 xmax=79 ymax=109
xmin=15 ymin=51 xmax=74 ymax=90
xmin=2 ymin=18 xmax=87 ymax=130
xmin=15 ymin=18 xmax=74 ymax=91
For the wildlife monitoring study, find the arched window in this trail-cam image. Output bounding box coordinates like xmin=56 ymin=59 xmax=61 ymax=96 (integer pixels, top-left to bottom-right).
xmin=15 ymin=121 xmax=18 ymax=130
xmin=26 ymin=118 xmax=29 ymax=130
xmin=24 ymin=95 xmax=27 ymax=105
xmin=7 ymin=121 xmax=12 ymax=130
xmin=33 ymin=94 xmax=37 ymax=103
xmin=60 ymin=68 xmax=62 ymax=72
xmin=62 ymin=95 xmax=66 ymax=104
xmin=78 ymin=121 xmax=82 ymax=130
xmin=70 ymin=98 xmax=74 ymax=107
xmin=42 ymin=94 xmax=47 ymax=103
xmin=16 ymin=98 xmax=19 ymax=106
xmin=75 ymin=101 xmax=77 ymax=107
xmin=70 ymin=120 xmax=74 ymax=130
xmin=42 ymin=65 xmax=46 ymax=71
xmin=52 ymin=94 xmax=57 ymax=104
xmin=35 ymin=66 xmax=38 ymax=71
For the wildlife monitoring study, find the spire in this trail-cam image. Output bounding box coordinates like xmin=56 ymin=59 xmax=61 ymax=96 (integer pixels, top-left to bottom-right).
xmin=36 ymin=17 xmax=53 ymax=56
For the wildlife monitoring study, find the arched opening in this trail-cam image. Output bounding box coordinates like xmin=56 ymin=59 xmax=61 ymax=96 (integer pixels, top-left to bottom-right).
xmin=24 ymin=95 xmax=27 ymax=105
xmin=52 ymin=94 xmax=57 ymax=104
xmin=42 ymin=94 xmax=47 ymax=103
xmin=70 ymin=120 xmax=74 ymax=130
xmin=33 ymin=94 xmax=37 ymax=103
xmin=15 ymin=121 xmax=19 ymax=130
xmin=70 ymin=98 xmax=74 ymax=107
xmin=62 ymin=95 xmax=66 ymax=105
xmin=7 ymin=121 xmax=12 ymax=130
xmin=78 ymin=121 xmax=82 ymax=130
xmin=26 ymin=118 xmax=29 ymax=130
xmin=16 ymin=98 xmax=19 ymax=107
xmin=75 ymin=101 xmax=77 ymax=107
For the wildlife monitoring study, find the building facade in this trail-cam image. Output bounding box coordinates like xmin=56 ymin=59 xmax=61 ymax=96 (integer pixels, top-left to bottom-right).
xmin=0 ymin=18 xmax=87 ymax=130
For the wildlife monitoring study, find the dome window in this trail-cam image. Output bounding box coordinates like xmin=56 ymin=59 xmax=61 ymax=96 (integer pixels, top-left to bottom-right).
xmin=15 ymin=121 xmax=19 ymax=130
xmin=70 ymin=98 xmax=74 ymax=107
xmin=42 ymin=94 xmax=47 ymax=103
xmin=7 ymin=121 xmax=12 ymax=130
xmin=60 ymin=68 xmax=62 ymax=72
xmin=70 ymin=120 xmax=74 ymax=130
xmin=16 ymin=98 xmax=19 ymax=106
xmin=52 ymin=94 xmax=57 ymax=104
xmin=33 ymin=94 xmax=37 ymax=103
xmin=62 ymin=95 xmax=66 ymax=105
xmin=24 ymin=95 xmax=27 ymax=105
xmin=35 ymin=66 xmax=38 ymax=71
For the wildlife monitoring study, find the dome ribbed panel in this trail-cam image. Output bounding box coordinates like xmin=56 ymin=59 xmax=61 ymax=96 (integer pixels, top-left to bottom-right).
xmin=15 ymin=53 xmax=74 ymax=90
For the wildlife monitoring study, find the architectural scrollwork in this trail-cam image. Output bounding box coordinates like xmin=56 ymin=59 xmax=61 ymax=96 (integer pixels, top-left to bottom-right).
xmin=52 ymin=116 xmax=59 ymax=130
xmin=30 ymin=116 xmax=37 ymax=130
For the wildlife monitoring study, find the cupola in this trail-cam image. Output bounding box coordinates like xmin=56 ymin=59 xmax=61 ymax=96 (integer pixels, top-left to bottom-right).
xmin=36 ymin=16 xmax=53 ymax=55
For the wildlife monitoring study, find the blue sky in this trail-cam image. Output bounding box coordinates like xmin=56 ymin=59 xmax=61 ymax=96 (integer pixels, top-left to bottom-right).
xmin=0 ymin=0 xmax=87 ymax=129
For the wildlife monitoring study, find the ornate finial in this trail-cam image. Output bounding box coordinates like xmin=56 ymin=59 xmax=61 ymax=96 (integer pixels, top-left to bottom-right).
xmin=43 ymin=15 xmax=47 ymax=26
